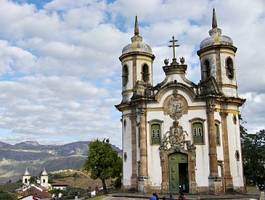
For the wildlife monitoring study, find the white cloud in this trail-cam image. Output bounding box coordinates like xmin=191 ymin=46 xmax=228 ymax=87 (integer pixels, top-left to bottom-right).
xmin=0 ymin=0 xmax=263 ymax=147
xmin=0 ymin=40 xmax=36 ymax=74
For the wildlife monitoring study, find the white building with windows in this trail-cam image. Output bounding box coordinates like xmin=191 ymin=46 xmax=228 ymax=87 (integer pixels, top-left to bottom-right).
xmin=116 ymin=9 xmax=245 ymax=194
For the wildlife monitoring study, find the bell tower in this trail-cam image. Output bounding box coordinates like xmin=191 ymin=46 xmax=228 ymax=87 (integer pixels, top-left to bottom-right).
xmin=40 ymin=168 xmax=49 ymax=189
xmin=197 ymin=9 xmax=238 ymax=97
xmin=22 ymin=168 xmax=31 ymax=185
xmin=119 ymin=16 xmax=155 ymax=102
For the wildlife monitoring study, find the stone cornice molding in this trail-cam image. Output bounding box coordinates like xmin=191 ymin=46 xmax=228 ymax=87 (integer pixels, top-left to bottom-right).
xmin=197 ymin=44 xmax=237 ymax=56
xmin=119 ymin=51 xmax=155 ymax=61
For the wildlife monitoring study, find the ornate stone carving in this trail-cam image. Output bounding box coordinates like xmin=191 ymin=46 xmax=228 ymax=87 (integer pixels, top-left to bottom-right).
xmin=163 ymin=89 xmax=188 ymax=120
xmin=206 ymin=98 xmax=216 ymax=113
xmin=160 ymin=121 xmax=187 ymax=151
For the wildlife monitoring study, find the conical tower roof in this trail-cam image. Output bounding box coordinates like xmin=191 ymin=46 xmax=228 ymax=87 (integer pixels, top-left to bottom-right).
xmin=121 ymin=16 xmax=153 ymax=56
xmin=41 ymin=168 xmax=48 ymax=176
xmin=24 ymin=168 xmax=30 ymax=176
xmin=200 ymin=8 xmax=233 ymax=49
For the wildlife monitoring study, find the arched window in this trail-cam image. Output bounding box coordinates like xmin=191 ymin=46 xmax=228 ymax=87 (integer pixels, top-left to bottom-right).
xmin=142 ymin=64 xmax=149 ymax=82
xmin=25 ymin=178 xmax=27 ymax=183
xmin=192 ymin=122 xmax=204 ymax=145
xmin=204 ymin=59 xmax=211 ymax=79
xmin=226 ymin=57 xmax=234 ymax=79
xmin=122 ymin=65 xmax=128 ymax=86
xmin=43 ymin=179 xmax=45 ymax=183
xmin=150 ymin=123 xmax=161 ymax=145
xmin=215 ymin=123 xmax=221 ymax=146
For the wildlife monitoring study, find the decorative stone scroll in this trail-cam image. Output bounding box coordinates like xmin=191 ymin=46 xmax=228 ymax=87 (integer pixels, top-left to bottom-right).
xmin=163 ymin=89 xmax=188 ymax=120
xmin=160 ymin=120 xmax=187 ymax=151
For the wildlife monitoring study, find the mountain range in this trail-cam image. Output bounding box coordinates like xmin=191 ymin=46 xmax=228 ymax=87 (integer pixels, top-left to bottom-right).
xmin=0 ymin=140 xmax=122 ymax=184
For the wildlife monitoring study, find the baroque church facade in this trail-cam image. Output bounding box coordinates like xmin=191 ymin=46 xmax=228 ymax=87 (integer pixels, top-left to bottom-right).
xmin=116 ymin=9 xmax=245 ymax=194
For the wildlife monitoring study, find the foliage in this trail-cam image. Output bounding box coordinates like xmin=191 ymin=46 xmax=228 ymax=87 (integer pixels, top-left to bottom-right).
xmin=240 ymin=121 xmax=265 ymax=185
xmin=29 ymin=176 xmax=37 ymax=184
xmin=0 ymin=182 xmax=22 ymax=193
xmin=83 ymin=139 xmax=122 ymax=193
xmin=0 ymin=191 xmax=16 ymax=200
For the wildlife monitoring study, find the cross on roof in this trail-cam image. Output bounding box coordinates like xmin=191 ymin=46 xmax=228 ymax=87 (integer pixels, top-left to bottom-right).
xmin=168 ymin=36 xmax=180 ymax=61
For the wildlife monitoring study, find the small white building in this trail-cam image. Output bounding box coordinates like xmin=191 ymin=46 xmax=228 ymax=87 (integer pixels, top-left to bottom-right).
xmin=51 ymin=183 xmax=68 ymax=190
xmin=116 ymin=9 xmax=245 ymax=194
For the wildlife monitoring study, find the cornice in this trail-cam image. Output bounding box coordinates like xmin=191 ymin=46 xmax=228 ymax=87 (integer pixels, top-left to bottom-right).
xmin=197 ymin=44 xmax=237 ymax=56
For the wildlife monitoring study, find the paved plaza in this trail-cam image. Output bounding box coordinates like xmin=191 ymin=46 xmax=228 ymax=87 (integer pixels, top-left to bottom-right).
xmin=101 ymin=193 xmax=261 ymax=200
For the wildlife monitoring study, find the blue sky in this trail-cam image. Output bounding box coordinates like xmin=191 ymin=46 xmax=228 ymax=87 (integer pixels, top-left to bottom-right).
xmin=0 ymin=0 xmax=264 ymax=147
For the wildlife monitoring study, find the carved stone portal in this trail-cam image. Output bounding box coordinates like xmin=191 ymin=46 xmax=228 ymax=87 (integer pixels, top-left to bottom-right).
xmin=159 ymin=120 xmax=197 ymax=193
xmin=160 ymin=90 xmax=196 ymax=193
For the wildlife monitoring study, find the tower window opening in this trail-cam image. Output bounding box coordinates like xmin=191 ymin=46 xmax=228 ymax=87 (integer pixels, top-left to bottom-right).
xmin=204 ymin=60 xmax=211 ymax=79
xmin=122 ymin=65 xmax=128 ymax=86
xmin=226 ymin=57 xmax=234 ymax=79
xmin=142 ymin=64 xmax=150 ymax=83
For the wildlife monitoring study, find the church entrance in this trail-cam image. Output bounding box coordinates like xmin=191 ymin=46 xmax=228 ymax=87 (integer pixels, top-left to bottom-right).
xmin=169 ymin=153 xmax=189 ymax=193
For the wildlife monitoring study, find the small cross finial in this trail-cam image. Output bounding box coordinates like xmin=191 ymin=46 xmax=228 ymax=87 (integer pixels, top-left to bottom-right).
xmin=168 ymin=36 xmax=180 ymax=61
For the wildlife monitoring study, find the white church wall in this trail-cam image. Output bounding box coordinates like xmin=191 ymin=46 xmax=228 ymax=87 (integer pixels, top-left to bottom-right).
xmin=185 ymin=110 xmax=210 ymax=187
xmin=220 ymin=52 xmax=238 ymax=97
xmin=136 ymin=58 xmax=153 ymax=85
xmin=227 ymin=113 xmax=244 ymax=188
xmin=220 ymin=52 xmax=237 ymax=85
xmin=121 ymin=59 xmax=134 ymax=102
xmin=199 ymin=51 xmax=217 ymax=79
xmin=146 ymin=100 xmax=211 ymax=187
xmin=146 ymin=111 xmax=164 ymax=187
xmin=222 ymin=87 xmax=238 ymax=97
xmin=122 ymin=114 xmax=132 ymax=187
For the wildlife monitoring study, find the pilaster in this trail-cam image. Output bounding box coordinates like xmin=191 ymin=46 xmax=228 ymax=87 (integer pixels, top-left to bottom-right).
xmin=206 ymin=98 xmax=218 ymax=178
xmin=130 ymin=112 xmax=138 ymax=189
xmin=138 ymin=108 xmax=148 ymax=192
xmin=220 ymin=111 xmax=233 ymax=191
xmin=206 ymin=98 xmax=221 ymax=193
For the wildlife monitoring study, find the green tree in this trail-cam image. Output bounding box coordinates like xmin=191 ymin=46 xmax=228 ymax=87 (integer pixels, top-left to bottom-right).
xmin=0 ymin=191 xmax=16 ymax=200
xmin=240 ymin=120 xmax=265 ymax=185
xmin=29 ymin=176 xmax=37 ymax=184
xmin=83 ymin=139 xmax=122 ymax=193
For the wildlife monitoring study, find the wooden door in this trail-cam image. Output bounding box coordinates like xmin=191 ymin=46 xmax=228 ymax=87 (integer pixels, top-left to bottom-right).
xmin=169 ymin=153 xmax=188 ymax=193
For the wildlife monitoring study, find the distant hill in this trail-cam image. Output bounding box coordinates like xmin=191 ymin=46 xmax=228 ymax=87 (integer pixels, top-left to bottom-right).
xmin=0 ymin=141 xmax=121 ymax=184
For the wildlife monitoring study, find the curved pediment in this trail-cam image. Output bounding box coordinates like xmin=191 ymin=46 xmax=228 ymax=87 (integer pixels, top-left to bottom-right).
xmin=155 ymin=82 xmax=197 ymax=103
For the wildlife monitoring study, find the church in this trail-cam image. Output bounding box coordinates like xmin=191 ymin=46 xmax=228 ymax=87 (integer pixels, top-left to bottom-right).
xmin=116 ymin=9 xmax=245 ymax=194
